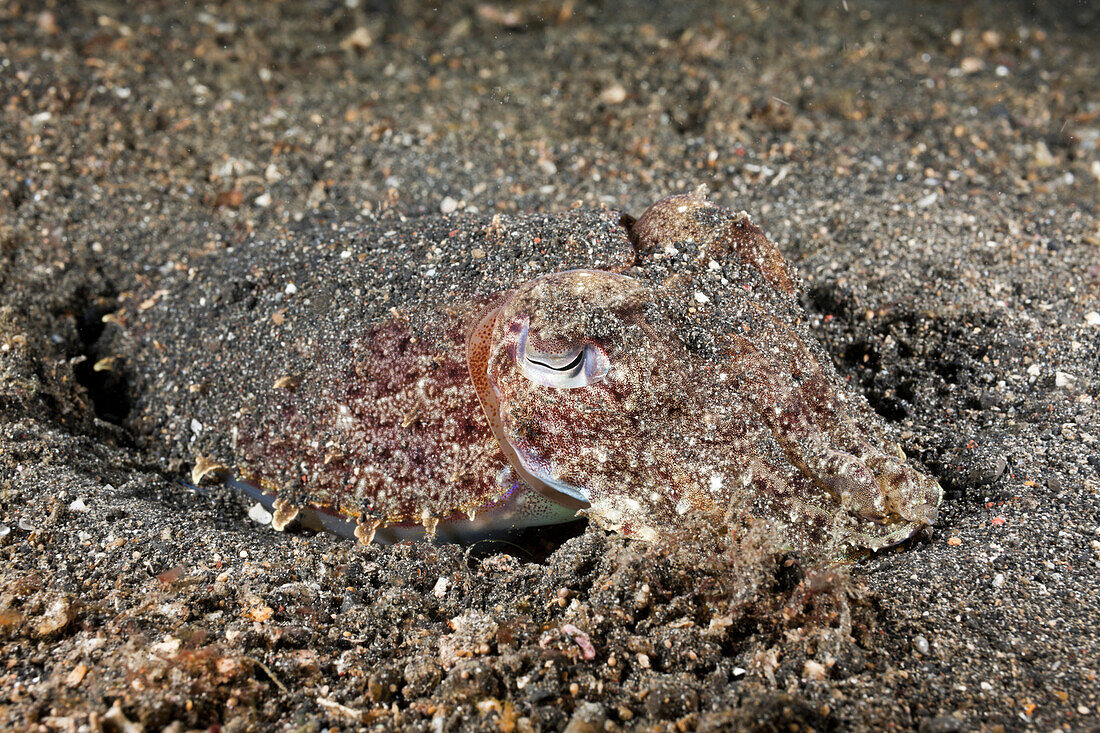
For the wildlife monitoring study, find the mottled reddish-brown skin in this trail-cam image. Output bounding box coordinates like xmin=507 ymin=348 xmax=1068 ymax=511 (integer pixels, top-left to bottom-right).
xmin=121 ymin=207 xmax=635 ymax=530
xmin=230 ymin=315 xmax=503 ymax=521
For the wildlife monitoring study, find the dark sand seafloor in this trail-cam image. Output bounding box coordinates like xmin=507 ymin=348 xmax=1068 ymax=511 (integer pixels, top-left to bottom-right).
xmin=1 ymin=1 xmax=1098 ymax=730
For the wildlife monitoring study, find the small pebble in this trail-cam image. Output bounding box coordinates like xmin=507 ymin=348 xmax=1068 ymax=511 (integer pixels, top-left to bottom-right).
xmin=341 ymin=27 xmax=373 ymax=52
xmin=248 ymin=503 xmax=273 ymax=525
xmin=960 ymin=57 xmax=984 ymax=74
xmin=803 ymin=660 xmax=828 ymax=681
xmin=599 ymin=83 xmax=627 ymax=104
xmin=916 ymin=192 xmax=939 ymax=208
xmin=18 ymin=519 xmax=34 ymax=532
xmin=439 ymin=196 xmax=458 ymax=214
xmin=66 ymin=663 xmax=88 ymax=688
xmin=68 ymin=497 xmax=89 ymax=513
xmin=1033 ymin=141 xmax=1055 ymax=167
xmin=914 ymin=635 xmax=930 ymax=655
xmin=970 ymin=456 xmax=1006 ymax=486
xmin=433 ymin=576 xmax=450 ymax=598
xmin=0 ymin=525 xmax=9 ymax=538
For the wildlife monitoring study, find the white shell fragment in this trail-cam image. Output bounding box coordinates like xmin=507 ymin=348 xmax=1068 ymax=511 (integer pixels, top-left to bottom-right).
xmin=248 ymin=502 xmax=273 ymax=525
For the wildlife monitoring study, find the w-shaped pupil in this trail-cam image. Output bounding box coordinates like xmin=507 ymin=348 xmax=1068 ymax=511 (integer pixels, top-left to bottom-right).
xmin=528 ymin=350 xmax=583 ymax=372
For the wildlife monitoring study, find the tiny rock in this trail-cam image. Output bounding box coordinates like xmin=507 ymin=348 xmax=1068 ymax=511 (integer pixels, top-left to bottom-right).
xmin=35 ymin=594 xmax=75 ymax=637
xmin=433 ymin=576 xmax=450 ymax=598
xmin=959 ymin=57 xmax=985 ymax=74
xmin=599 ymin=83 xmax=628 ymax=105
xmin=803 ymin=659 xmax=828 ymax=681
xmin=66 ymin=663 xmax=88 ymax=687
xmin=341 ymin=27 xmax=373 ymax=52
xmin=248 ymin=503 xmax=273 ymax=525
xmin=1033 ymin=141 xmax=1055 ymax=167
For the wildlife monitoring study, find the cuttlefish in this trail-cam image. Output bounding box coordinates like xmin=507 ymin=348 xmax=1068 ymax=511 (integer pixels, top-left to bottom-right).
xmin=117 ymin=193 xmax=941 ymax=555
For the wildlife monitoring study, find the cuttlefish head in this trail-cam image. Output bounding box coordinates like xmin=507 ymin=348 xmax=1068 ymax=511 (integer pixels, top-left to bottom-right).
xmin=468 ymin=269 xmax=717 ymax=541
xmin=468 ymin=195 xmax=943 ymax=554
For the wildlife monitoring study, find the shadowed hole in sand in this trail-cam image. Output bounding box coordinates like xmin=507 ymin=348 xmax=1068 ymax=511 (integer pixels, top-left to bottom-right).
xmin=462 ymin=518 xmax=589 ymax=564
xmin=73 ymin=299 xmax=132 ymax=426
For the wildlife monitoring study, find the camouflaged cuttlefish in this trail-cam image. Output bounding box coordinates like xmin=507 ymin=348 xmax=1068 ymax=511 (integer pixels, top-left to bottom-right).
xmin=117 ymin=193 xmax=942 ymax=555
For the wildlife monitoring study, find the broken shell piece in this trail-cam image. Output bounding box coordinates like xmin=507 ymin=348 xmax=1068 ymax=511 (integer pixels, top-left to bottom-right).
xmin=191 ymin=455 xmax=229 ymax=485
xmin=271 ymin=499 xmax=300 ymax=532
xmin=248 ymin=502 xmax=273 ymax=525
xmin=353 ymin=518 xmax=382 ymax=546
xmin=422 ymin=514 xmax=440 ymax=540
xmin=93 ymin=356 xmax=119 ymax=372
xmin=272 ymin=375 xmax=299 ymax=390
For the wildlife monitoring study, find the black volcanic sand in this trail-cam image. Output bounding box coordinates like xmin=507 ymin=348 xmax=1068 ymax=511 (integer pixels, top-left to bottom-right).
xmin=1 ymin=1 xmax=1097 ymax=731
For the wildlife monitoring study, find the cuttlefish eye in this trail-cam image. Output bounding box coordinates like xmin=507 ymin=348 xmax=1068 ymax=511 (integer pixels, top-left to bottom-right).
xmin=516 ymin=318 xmax=610 ymax=389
